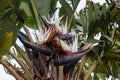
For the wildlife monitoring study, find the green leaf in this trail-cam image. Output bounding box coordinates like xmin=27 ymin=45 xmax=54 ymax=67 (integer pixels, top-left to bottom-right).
xmin=85 ymin=38 xmax=102 ymax=43
xmin=59 ymin=0 xmax=80 ymax=30
xmin=0 ymin=10 xmax=18 ymax=43
xmin=0 ymin=0 xmax=9 ymax=14
xmin=10 ymin=0 xmax=29 ymax=9
xmin=103 ymin=35 xmax=113 ymax=42
xmin=19 ymin=2 xmax=33 ymax=17
xmin=59 ymin=0 xmax=74 ymax=23
xmin=34 ymin=0 xmax=50 ymax=16
xmin=100 ymin=3 xmax=107 ymax=15
xmin=19 ymin=2 xmax=36 ymax=28
xmin=104 ymin=52 xmax=120 ymax=59
xmin=79 ymin=9 xmax=88 ymax=33
xmin=24 ymin=17 xmax=36 ymax=28
xmin=71 ymin=0 xmax=81 ymax=11
xmin=49 ymin=0 xmax=57 ymax=16
xmin=0 ymin=32 xmax=13 ymax=58
xmin=96 ymin=73 xmax=107 ymax=80
xmin=87 ymin=4 xmax=93 ymax=25
xmin=93 ymin=3 xmax=100 ymax=21
xmin=59 ymin=6 xmax=66 ymax=23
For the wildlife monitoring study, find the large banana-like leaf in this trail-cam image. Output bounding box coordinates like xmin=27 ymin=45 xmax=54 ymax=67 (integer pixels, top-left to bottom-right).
xmin=59 ymin=0 xmax=80 ymax=30
xmin=19 ymin=1 xmax=36 ymax=29
xmin=0 ymin=32 xmax=13 ymax=58
xmin=34 ymin=0 xmax=50 ymax=16
xmin=71 ymin=0 xmax=81 ymax=11
xmin=49 ymin=0 xmax=58 ymax=17
xmin=0 ymin=9 xmax=18 ymax=43
xmin=60 ymin=0 xmax=74 ymax=19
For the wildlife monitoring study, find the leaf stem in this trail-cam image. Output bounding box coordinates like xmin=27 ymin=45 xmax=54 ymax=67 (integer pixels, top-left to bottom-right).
xmin=14 ymin=44 xmax=32 ymax=67
xmin=68 ymin=15 xmax=74 ymax=31
xmin=9 ymin=51 xmax=32 ymax=80
xmin=22 ymin=24 xmax=34 ymax=43
xmin=84 ymin=60 xmax=100 ymax=80
xmin=0 ymin=60 xmax=23 ymax=80
xmin=30 ymin=0 xmax=41 ymax=28
xmin=74 ymin=54 xmax=90 ymax=80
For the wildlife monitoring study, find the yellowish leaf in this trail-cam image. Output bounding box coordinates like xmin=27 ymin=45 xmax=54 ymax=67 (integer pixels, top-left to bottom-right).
xmin=0 ymin=32 xmax=13 ymax=58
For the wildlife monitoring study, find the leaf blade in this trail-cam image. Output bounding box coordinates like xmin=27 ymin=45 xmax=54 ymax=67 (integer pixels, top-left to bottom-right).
xmin=0 ymin=32 xmax=13 ymax=58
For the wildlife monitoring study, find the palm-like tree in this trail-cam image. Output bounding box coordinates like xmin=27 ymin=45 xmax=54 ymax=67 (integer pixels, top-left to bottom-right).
xmin=0 ymin=0 xmax=120 ymax=80
xmin=77 ymin=1 xmax=120 ymax=79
